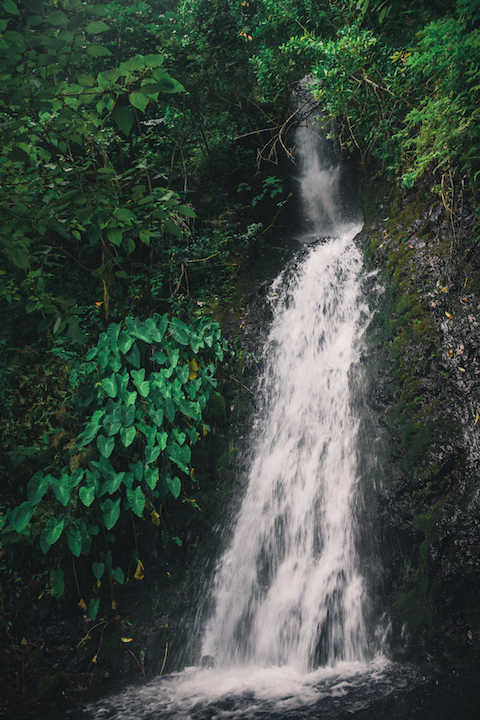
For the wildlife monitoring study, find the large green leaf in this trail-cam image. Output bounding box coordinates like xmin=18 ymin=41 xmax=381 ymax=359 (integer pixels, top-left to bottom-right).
xmin=110 ymin=566 xmax=125 ymax=584
xmin=77 ymin=421 xmax=101 ymax=447
xmin=168 ymin=442 xmax=190 ymax=473
xmin=144 ymin=466 xmax=159 ymax=490
xmin=120 ymin=426 xmax=136 ymax=447
xmin=145 ymin=314 xmax=168 ymax=342
xmin=129 ymin=460 xmax=143 ymax=482
xmin=149 ymin=408 xmax=164 ymax=426
xmin=79 ymin=485 xmax=96 ymax=507
xmin=124 ymin=404 xmax=136 ymax=427
xmin=87 ymin=44 xmax=111 ymax=57
xmin=145 ymin=445 xmax=161 ymax=464
xmin=143 ymin=54 xmax=165 ymax=67
xmin=152 ymin=69 xmax=185 ymax=94
xmin=120 ymin=54 xmax=145 ymax=74
xmin=86 ymin=20 xmax=110 ymax=33
xmin=165 ymin=397 xmax=176 ymax=423
xmin=4 ymin=0 xmax=20 ymax=14
xmin=27 ymin=471 xmax=49 ymax=504
xmin=169 ymin=317 xmax=190 ymax=345
xmin=77 ymin=74 xmax=96 ymax=87
xmin=177 ymin=205 xmax=196 ymax=218
xmin=129 ymin=91 xmax=149 ymax=112
xmin=126 ymin=486 xmax=145 ymax=516
xmin=164 ymin=219 xmax=182 ymax=237
xmin=10 ymin=502 xmax=35 ymax=533
xmin=113 ymin=106 xmax=134 ymax=136
xmin=101 ymin=373 xmax=118 ymax=398
xmin=41 ymin=517 xmax=65 ymax=552
xmin=126 ymin=317 xmax=152 ymax=343
xmin=102 ymin=498 xmax=120 ymax=530
xmin=107 ymin=228 xmax=123 ymax=246
xmin=131 ymin=367 xmax=145 ymax=385
xmin=85 ymin=4 xmax=109 ymax=16
xmin=131 ymin=367 xmax=151 ymax=396
xmin=103 ymin=415 xmax=121 ymax=436
xmin=92 ymin=561 xmax=105 ymax=579
xmin=50 ymin=474 xmax=72 ymax=506
xmin=105 ymin=471 xmax=124 ymax=494
xmin=157 ymin=431 xmax=168 ymax=451
xmin=47 ymin=10 xmax=68 ymax=25
xmin=88 ymin=598 xmax=100 ymax=621
xmin=67 ymin=527 xmax=82 ymax=558
xmin=118 ymin=331 xmax=135 ymax=355
xmin=6 ymin=245 xmax=29 ymax=269
xmin=167 ymin=476 xmax=181 ymax=499
xmin=97 ymin=434 xmax=115 ymax=458
xmin=50 ymin=567 xmax=65 ymax=598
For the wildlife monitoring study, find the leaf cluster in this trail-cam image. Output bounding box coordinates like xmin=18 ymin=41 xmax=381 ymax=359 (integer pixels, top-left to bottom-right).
xmin=0 ymin=313 xmax=226 ymax=607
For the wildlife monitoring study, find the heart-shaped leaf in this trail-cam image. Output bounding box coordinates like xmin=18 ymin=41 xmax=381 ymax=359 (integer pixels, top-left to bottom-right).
xmin=102 ymin=498 xmax=120 ymax=530
xmin=126 ymin=486 xmax=145 ymax=517
xmin=92 ymin=561 xmax=105 ymax=580
xmin=97 ymin=434 xmax=114 ymax=458
xmin=120 ymin=426 xmax=136 ymax=447
xmin=79 ymin=485 xmax=96 ymax=507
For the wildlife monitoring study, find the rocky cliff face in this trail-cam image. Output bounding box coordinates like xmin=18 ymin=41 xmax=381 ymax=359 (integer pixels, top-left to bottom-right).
xmin=359 ymin=176 xmax=480 ymax=665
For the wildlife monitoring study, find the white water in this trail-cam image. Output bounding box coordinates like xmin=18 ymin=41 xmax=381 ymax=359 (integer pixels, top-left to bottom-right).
xmin=201 ymin=113 xmax=371 ymax=672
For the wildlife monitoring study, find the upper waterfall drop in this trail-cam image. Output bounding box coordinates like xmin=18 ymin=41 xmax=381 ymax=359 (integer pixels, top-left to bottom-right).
xmin=200 ymin=99 xmax=374 ymax=671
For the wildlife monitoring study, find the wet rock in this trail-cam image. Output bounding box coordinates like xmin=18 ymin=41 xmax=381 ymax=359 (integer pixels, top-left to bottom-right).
xmin=360 ymin=175 xmax=480 ymax=665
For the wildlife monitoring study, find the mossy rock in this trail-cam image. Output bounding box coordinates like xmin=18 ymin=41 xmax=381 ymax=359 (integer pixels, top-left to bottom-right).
xmin=36 ymin=670 xmax=69 ymax=701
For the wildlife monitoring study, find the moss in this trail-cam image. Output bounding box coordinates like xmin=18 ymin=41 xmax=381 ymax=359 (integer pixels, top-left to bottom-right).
xmin=36 ymin=670 xmax=69 ymax=701
xmin=357 ymin=168 xmax=480 ymax=664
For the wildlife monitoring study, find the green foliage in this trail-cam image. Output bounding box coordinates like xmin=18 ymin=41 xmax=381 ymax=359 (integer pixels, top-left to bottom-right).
xmin=0 ymin=0 xmax=187 ymax=341
xmin=0 ymin=313 xmax=226 ymax=595
xmin=399 ymin=15 xmax=480 ymax=187
xmin=284 ymin=2 xmax=480 ymax=209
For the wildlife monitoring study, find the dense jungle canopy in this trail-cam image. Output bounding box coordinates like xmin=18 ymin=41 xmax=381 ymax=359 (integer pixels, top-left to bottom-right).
xmin=1 ymin=0 xmax=480 ymax=711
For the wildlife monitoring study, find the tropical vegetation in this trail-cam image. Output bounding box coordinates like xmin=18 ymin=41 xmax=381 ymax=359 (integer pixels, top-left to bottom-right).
xmin=1 ymin=0 xmax=480 ymax=706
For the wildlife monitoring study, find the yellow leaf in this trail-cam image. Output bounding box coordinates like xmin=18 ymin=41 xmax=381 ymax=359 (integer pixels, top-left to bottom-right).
xmin=202 ymin=425 xmax=208 ymax=436
xmin=459 ymin=367 xmax=465 ymax=372
xmin=134 ymin=560 xmax=144 ymax=580
xmin=441 ymin=286 xmax=448 ymax=293
xmin=151 ymin=511 xmax=161 ymax=526
xmin=190 ymin=467 xmax=195 ymax=479
xmin=111 ymin=600 xmax=117 ymax=610
xmin=96 ymin=579 xmax=101 ymax=588
xmin=121 ymin=637 xmax=133 ymax=643
xmin=445 ymin=311 xmax=452 ymax=318
xmin=92 ymin=654 xmax=97 ymax=663
xmin=475 ymin=414 xmax=479 ymax=426
xmin=79 ymin=598 xmax=87 ymax=611
xmin=188 ymin=358 xmax=198 ymax=380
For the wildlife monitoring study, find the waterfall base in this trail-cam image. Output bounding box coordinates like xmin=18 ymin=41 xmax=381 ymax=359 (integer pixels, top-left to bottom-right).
xmin=72 ymin=659 xmax=480 ymax=719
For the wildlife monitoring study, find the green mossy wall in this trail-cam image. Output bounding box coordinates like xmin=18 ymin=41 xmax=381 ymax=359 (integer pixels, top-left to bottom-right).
xmin=359 ymin=172 xmax=480 ymax=666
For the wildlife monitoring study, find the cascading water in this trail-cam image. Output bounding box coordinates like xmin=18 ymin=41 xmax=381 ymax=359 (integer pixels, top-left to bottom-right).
xmin=201 ymin=237 xmax=370 ymax=668
xmin=200 ymin=133 xmax=370 ymax=670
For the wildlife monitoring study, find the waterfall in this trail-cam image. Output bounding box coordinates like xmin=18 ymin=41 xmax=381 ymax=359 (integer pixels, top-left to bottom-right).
xmin=201 ymin=104 xmax=372 ymax=671
xmin=79 ymin=94 xmax=479 ymax=720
